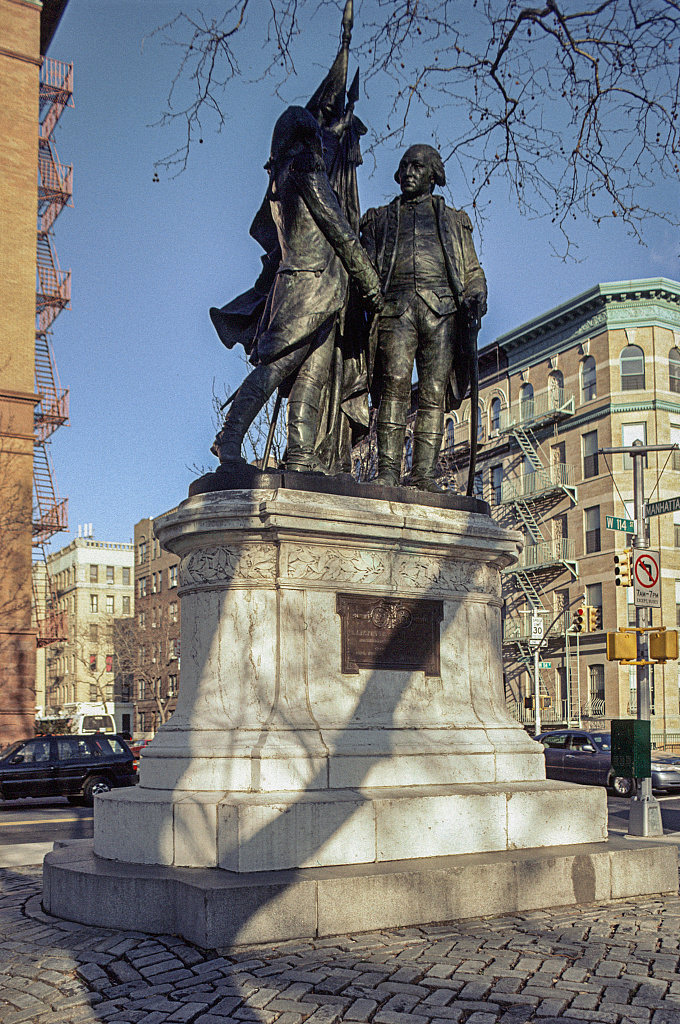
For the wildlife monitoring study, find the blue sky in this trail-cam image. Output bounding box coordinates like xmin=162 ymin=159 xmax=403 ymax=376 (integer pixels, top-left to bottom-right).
xmin=46 ymin=0 xmax=679 ymax=545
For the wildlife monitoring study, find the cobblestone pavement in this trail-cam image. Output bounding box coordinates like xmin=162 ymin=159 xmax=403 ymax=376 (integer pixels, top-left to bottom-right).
xmin=2 ymin=866 xmax=680 ymax=1024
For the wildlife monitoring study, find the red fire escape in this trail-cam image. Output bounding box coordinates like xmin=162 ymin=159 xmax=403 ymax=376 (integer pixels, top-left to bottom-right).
xmin=33 ymin=57 xmax=73 ymax=647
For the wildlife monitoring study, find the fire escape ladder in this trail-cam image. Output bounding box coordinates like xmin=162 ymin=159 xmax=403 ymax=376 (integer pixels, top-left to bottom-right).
xmin=35 ymin=333 xmax=69 ymax=442
xmin=513 ymin=570 xmax=545 ymax=612
xmin=32 ymin=547 xmax=67 ymax=648
xmin=32 ymin=443 xmax=68 ymax=545
xmin=511 ymin=425 xmax=544 ymax=471
xmin=513 ymin=498 xmax=546 ymax=545
xmin=515 ymin=640 xmax=551 ymax=700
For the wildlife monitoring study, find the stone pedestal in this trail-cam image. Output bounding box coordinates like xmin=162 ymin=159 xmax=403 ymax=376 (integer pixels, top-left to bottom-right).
xmin=43 ymin=483 xmax=677 ymax=943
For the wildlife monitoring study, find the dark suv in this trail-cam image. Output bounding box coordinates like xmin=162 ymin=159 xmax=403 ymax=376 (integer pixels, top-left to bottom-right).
xmin=0 ymin=733 xmax=137 ymax=806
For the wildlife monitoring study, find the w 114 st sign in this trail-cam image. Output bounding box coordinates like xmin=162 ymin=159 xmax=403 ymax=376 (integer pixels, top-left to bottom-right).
xmin=633 ymin=549 xmax=661 ymax=608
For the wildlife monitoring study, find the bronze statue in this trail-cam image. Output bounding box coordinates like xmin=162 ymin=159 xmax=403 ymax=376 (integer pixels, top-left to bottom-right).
xmin=360 ymin=144 xmax=487 ymax=492
xmin=211 ymin=106 xmax=382 ymax=472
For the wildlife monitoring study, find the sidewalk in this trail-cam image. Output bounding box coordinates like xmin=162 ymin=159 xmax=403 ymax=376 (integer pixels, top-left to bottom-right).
xmin=1 ymin=861 xmax=680 ymax=1024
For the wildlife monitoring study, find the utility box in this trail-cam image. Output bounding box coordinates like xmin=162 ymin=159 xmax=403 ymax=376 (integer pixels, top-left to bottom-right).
xmin=606 ymin=630 xmax=637 ymax=662
xmin=611 ymin=719 xmax=651 ymax=779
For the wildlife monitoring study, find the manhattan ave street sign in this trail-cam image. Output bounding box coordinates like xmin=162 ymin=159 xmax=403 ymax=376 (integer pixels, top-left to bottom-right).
xmin=647 ymin=496 xmax=680 ymax=518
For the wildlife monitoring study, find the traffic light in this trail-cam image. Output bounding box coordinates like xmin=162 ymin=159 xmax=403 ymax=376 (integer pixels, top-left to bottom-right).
xmin=649 ymin=629 xmax=679 ymax=663
xmin=572 ymin=607 xmax=586 ymax=632
xmin=614 ymin=549 xmax=633 ymax=587
xmin=587 ymin=606 xmax=600 ymax=632
xmin=606 ymin=630 xmax=637 ymax=662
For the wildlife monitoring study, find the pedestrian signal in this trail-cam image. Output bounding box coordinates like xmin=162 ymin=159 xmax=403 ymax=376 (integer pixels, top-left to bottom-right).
xmin=586 ymin=606 xmax=600 ymax=631
xmin=649 ymin=629 xmax=679 ymax=663
xmin=606 ymin=630 xmax=637 ymax=662
xmin=614 ymin=549 xmax=633 ymax=587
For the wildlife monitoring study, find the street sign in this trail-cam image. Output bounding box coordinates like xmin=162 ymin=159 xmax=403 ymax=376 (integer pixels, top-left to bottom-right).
xmin=606 ymin=515 xmax=635 ymax=532
xmin=529 ymin=616 xmax=544 ymax=646
xmin=539 ymin=661 xmax=552 ymax=669
xmin=633 ymin=548 xmax=661 ymax=608
xmin=647 ymin=496 xmax=680 ymax=518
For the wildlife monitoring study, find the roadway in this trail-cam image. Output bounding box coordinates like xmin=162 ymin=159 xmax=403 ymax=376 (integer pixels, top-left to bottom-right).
xmin=1 ymin=792 xmax=680 ymax=867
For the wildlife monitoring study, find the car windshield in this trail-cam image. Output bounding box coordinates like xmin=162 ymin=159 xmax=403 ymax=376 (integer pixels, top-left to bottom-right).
xmin=589 ymin=733 xmax=611 ymax=751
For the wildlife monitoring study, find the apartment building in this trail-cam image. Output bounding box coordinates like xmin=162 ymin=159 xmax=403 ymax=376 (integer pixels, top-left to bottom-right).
xmin=436 ymin=277 xmax=680 ymax=736
xmin=37 ymin=533 xmax=135 ymax=733
xmin=133 ymin=513 xmax=181 ymax=737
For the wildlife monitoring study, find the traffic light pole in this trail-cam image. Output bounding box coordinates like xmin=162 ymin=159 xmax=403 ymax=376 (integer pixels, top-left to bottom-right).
xmin=601 ymin=440 xmax=671 ymax=837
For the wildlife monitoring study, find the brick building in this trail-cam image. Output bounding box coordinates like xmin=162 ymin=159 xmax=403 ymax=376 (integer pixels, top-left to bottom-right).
xmin=133 ymin=513 xmax=181 ymax=737
xmin=0 ymin=0 xmax=69 ymax=744
xmin=36 ymin=533 xmax=135 ymax=734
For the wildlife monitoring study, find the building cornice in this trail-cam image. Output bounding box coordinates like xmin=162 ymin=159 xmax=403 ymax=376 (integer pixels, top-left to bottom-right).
xmin=484 ymin=278 xmax=680 ymax=370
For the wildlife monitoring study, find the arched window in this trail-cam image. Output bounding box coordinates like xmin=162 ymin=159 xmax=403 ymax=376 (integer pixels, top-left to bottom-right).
xmin=548 ymin=371 xmax=564 ymax=407
xmin=670 ymin=348 xmax=680 ymax=394
xmin=477 ymin=403 xmax=484 ymax=439
xmin=444 ymin=418 xmax=455 ymax=450
xmin=581 ymin=356 xmax=596 ymax=402
xmin=620 ymin=345 xmax=645 ymax=391
xmin=519 ymin=382 xmax=534 ymax=421
xmin=490 ymin=397 xmax=501 ymax=432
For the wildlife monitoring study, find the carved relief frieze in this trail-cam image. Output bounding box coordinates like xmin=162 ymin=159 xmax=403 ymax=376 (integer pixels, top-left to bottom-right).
xmin=180 ymin=545 xmax=276 ymax=588
xmin=396 ymin=556 xmax=500 ymax=597
xmin=285 ymin=546 xmax=387 ymax=584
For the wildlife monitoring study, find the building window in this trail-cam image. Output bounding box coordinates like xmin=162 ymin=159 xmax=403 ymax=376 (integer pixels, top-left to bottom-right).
xmin=671 ymin=424 xmax=680 ymax=471
xmin=139 ymin=610 xmax=146 ymax=628
xmin=582 ymin=430 xmax=599 ymax=479
xmin=122 ymin=596 xmax=131 ymax=615
xmin=444 ymin=418 xmax=455 ymax=449
xmin=622 ymin=422 xmax=647 ymax=470
xmin=581 ymin=356 xmax=596 ymax=402
xmin=168 ymin=674 xmax=178 ymax=696
xmin=491 ymin=464 xmax=503 ymax=505
xmin=404 ymin=435 xmax=413 ymax=472
xmin=589 ymin=664 xmax=605 ymax=704
xmin=90 ymin=564 xmax=98 ymax=583
xmin=106 ymin=565 xmax=115 ymax=584
xmin=89 ymin=623 xmax=98 ymax=641
xmin=586 ymin=582 xmax=603 ymax=630
xmin=89 ymin=654 xmax=97 ymax=672
xmin=169 ymin=601 xmax=178 ymax=624
xmin=519 ymin=382 xmax=534 ymax=421
xmin=620 ymin=344 xmax=645 ymax=391
xmin=473 ymin=471 xmax=483 ymax=500
xmin=157 ymin=571 xmax=162 ymax=593
xmin=106 ymin=654 xmax=113 ymax=673
xmin=490 ymin=397 xmax=501 ymax=433
xmin=151 ymin=606 xmax=157 ymax=628
xmin=122 ymin=567 xmax=131 ymax=586
xmin=138 ymin=539 xmax=147 ymax=564
xmin=584 ymin=506 xmax=601 ymax=554
xmin=90 ymin=594 xmax=98 ymax=613
xmin=90 ymin=685 xmax=99 ymax=701
xmin=169 ymin=565 xmax=178 ymax=588
xmin=477 ymin=404 xmax=484 ymax=440
xmin=670 ymin=348 xmax=680 ymax=393
xmin=106 ymin=595 xmax=114 ymax=615
xmin=170 ymin=637 xmax=180 ymax=660
xmin=139 ymin=577 xmax=147 ymax=598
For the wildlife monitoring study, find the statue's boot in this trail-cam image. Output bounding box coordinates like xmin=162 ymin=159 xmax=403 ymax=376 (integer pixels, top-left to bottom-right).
xmin=373 ymin=398 xmax=409 ymax=486
xmin=286 ymin=380 xmax=327 ymax=474
xmin=410 ymin=409 xmax=446 ymax=492
xmin=211 ymin=378 xmax=267 ymax=463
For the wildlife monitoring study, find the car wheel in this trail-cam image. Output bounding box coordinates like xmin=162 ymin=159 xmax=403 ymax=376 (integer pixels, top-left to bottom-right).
xmin=82 ymin=776 xmax=112 ymax=806
xmin=610 ymin=774 xmax=634 ymax=798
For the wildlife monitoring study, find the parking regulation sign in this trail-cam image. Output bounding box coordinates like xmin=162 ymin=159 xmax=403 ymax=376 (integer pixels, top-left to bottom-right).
xmin=633 ymin=549 xmax=661 ymax=608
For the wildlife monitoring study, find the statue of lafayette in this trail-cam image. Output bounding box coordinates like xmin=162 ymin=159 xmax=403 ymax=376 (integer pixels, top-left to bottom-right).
xmin=211 ymin=106 xmax=382 ymax=472
xmin=360 ymin=144 xmax=487 ymax=491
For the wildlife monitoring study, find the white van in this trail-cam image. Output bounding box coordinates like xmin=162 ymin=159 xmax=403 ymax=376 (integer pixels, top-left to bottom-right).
xmin=71 ymin=712 xmax=116 ymax=735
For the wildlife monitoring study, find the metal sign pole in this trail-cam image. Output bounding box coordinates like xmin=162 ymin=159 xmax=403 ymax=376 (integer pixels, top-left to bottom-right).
xmin=629 ymin=441 xmax=663 ymax=836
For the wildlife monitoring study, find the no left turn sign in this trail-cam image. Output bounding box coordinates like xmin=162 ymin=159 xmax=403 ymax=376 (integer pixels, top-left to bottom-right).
xmin=634 ymin=549 xmax=661 ymax=608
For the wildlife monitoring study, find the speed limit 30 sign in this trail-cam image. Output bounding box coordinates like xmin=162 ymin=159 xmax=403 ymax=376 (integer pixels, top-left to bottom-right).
xmin=633 ymin=549 xmax=661 ymax=608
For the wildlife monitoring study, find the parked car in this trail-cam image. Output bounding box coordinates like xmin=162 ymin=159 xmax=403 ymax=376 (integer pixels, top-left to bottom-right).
xmin=537 ymin=729 xmax=680 ymax=797
xmin=0 ymin=733 xmax=137 ymax=806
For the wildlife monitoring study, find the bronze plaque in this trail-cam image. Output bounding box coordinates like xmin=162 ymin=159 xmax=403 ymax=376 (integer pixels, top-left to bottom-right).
xmin=336 ymin=593 xmax=443 ymax=676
